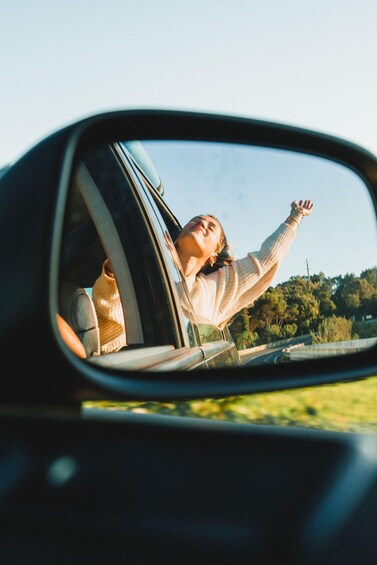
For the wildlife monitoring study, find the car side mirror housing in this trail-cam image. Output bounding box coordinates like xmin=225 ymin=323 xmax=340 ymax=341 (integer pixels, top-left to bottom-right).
xmin=0 ymin=109 xmax=376 ymax=404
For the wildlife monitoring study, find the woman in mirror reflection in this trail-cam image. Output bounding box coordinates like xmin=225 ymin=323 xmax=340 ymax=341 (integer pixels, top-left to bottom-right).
xmin=92 ymin=200 xmax=314 ymax=353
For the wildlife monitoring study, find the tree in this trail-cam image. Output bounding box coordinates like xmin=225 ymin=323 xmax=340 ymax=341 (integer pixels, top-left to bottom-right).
xmin=229 ymin=308 xmax=258 ymax=349
xmin=280 ymin=276 xmax=319 ymax=333
xmin=313 ymin=316 xmax=353 ymax=343
xmin=229 ymin=268 xmax=376 ymax=348
xmin=311 ymin=272 xmax=337 ymax=317
xmin=360 ymin=267 xmax=377 ymax=287
xmin=333 ymin=272 xmax=377 ymax=319
xmin=250 ymin=287 xmax=287 ymax=329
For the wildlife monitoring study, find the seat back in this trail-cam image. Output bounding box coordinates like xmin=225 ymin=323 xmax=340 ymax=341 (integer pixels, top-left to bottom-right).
xmin=59 ymin=282 xmax=100 ymax=357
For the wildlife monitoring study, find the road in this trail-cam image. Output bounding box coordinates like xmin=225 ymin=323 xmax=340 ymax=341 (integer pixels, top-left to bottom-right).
xmin=241 ymin=335 xmax=312 ymax=366
xmin=243 ymin=345 xmax=287 ymax=366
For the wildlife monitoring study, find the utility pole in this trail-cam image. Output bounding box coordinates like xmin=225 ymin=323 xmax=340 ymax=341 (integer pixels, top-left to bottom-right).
xmin=306 ymin=259 xmax=310 ymax=284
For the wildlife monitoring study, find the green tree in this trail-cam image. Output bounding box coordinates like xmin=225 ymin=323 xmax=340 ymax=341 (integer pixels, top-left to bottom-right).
xmin=229 ymin=308 xmax=258 ymax=349
xmin=260 ymin=324 xmax=282 ymax=343
xmin=313 ymin=316 xmax=353 ymax=343
xmin=311 ymin=272 xmax=337 ymax=317
xmin=360 ymin=267 xmax=377 ymax=287
xmin=281 ymin=276 xmax=320 ymax=333
xmin=281 ymin=323 xmax=297 ymax=339
xmin=250 ymin=287 xmax=287 ymax=329
xmin=229 ymin=267 xmax=377 ymax=349
xmin=333 ymin=272 xmax=377 ymax=319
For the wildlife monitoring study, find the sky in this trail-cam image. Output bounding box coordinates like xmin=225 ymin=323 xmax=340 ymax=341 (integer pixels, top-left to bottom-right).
xmin=2 ymin=1 xmax=377 ymax=167
xmin=142 ymin=140 xmax=377 ymax=283
xmin=1 ymin=0 xmax=377 ymax=282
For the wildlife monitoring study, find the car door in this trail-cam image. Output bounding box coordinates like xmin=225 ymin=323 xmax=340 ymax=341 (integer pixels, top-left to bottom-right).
xmin=60 ymin=142 xmax=240 ymax=371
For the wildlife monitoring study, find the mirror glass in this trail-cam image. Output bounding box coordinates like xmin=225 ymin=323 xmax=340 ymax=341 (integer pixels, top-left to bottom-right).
xmin=59 ymin=140 xmax=377 ymax=371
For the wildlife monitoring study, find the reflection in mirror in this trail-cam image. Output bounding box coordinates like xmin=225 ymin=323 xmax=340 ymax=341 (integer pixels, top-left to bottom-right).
xmin=59 ymin=140 xmax=377 ymax=370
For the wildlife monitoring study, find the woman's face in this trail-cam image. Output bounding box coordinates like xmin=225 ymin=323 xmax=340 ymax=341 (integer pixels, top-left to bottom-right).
xmin=176 ymin=215 xmax=223 ymax=262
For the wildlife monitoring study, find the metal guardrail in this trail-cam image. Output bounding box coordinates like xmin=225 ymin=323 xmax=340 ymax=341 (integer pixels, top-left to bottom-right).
xmin=238 ymin=335 xmax=312 ymax=365
xmin=238 ymin=334 xmax=311 ymax=357
xmin=284 ymin=337 xmax=377 ymax=360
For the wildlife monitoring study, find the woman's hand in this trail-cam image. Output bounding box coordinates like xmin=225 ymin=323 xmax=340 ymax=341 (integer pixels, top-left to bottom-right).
xmin=285 ymin=199 xmax=314 ymax=229
xmin=291 ymin=199 xmax=314 ymax=217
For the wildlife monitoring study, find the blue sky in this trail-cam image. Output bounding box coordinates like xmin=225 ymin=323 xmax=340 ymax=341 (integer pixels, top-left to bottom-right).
xmin=2 ymin=1 xmax=377 ymax=166
xmin=1 ymin=0 xmax=377 ymax=281
xmin=143 ymin=140 xmax=377 ymax=283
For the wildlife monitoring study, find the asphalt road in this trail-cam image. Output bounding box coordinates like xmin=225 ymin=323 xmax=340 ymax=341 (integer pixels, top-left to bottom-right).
xmin=243 ymin=346 xmax=287 ymax=366
xmin=242 ymin=335 xmax=313 ymax=366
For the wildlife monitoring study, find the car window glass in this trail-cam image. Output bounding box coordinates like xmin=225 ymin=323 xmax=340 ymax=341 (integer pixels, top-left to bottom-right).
xmin=198 ymin=323 xmax=223 ymax=343
xmin=117 ymin=143 xmax=200 ymax=349
xmin=60 ymin=177 xmax=107 ymax=295
xmin=122 ymin=140 xmax=164 ymax=195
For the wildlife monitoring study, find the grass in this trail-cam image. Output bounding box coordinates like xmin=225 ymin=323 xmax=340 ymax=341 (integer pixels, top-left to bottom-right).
xmin=83 ymin=376 xmax=377 ymax=434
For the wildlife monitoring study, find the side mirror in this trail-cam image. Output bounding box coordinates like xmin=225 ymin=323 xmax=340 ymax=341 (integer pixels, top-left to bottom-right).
xmin=1 ymin=110 xmax=376 ymax=403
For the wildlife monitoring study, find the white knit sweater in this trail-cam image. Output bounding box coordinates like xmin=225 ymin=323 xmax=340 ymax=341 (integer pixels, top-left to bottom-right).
xmin=92 ymin=222 xmax=296 ymax=353
xmin=185 ymin=222 xmax=296 ymax=328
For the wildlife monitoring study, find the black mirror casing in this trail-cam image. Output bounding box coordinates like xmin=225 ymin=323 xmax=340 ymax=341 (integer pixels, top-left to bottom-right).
xmin=0 ymin=110 xmax=376 ymax=404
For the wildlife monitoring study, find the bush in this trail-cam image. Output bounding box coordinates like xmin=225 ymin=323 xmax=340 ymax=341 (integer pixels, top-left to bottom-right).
xmin=235 ymin=329 xmax=258 ymax=350
xmin=313 ymin=316 xmax=353 ymax=343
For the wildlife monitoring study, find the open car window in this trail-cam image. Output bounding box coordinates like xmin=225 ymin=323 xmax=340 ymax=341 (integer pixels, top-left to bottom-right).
xmin=59 ymin=144 xmax=213 ymax=369
xmin=59 ymin=141 xmax=240 ymax=370
xmin=118 ymin=142 xmax=233 ymax=349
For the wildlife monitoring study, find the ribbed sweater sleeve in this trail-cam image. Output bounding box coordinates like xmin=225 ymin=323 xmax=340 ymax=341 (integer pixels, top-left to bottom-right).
xmin=91 ymin=222 xmax=296 ymax=351
xmin=92 ymin=263 xmax=127 ymax=353
xmin=187 ymin=223 xmax=296 ymax=328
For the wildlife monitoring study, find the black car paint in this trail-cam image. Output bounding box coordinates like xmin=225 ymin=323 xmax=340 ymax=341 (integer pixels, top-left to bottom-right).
xmin=1 ymin=410 xmax=376 ymax=564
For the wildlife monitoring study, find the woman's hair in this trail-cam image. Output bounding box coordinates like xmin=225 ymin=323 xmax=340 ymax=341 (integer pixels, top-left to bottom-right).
xmin=199 ymin=214 xmax=235 ymax=275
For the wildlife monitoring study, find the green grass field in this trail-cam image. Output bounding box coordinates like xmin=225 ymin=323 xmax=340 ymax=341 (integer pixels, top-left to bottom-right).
xmin=84 ymin=376 xmax=377 ymax=433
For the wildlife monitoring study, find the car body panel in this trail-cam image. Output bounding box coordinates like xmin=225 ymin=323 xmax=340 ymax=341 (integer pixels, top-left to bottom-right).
xmin=0 ymin=410 xmax=376 ymax=564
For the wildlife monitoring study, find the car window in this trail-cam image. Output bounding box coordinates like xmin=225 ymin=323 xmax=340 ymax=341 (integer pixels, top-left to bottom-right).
xmin=119 ymin=143 xmax=231 ymax=349
xmin=116 ymin=142 xmax=203 ymax=348
xmin=198 ymin=323 xmax=223 ymax=343
xmin=60 ymin=179 xmax=106 ymax=290
xmin=122 ymin=140 xmax=164 ymax=195
xmin=60 ymin=143 xmax=241 ymax=370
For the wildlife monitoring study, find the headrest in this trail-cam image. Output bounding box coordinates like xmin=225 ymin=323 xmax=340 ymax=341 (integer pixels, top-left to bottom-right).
xmin=59 ymin=282 xmax=100 ymax=357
